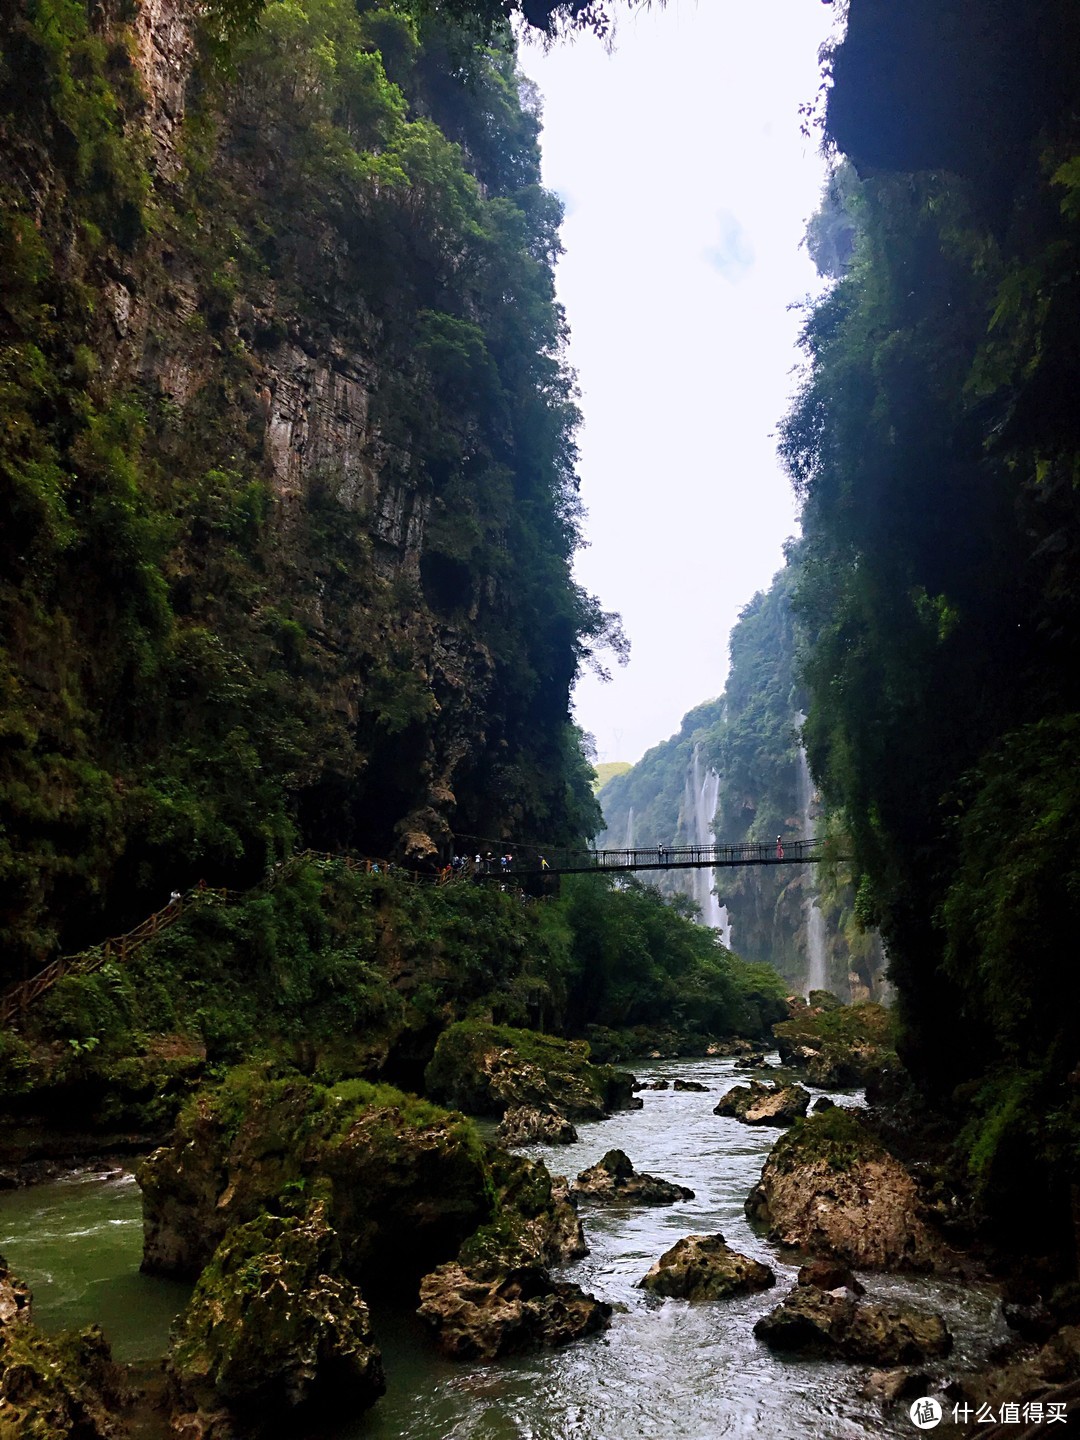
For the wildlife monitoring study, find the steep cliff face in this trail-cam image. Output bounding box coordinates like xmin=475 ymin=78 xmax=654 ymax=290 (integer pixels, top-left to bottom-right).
xmin=0 ymin=0 xmax=610 ymax=976
xmin=599 ymin=561 xmax=886 ymax=999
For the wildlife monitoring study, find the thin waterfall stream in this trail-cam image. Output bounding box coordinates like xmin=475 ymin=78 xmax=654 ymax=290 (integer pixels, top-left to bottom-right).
xmin=0 ymin=1058 xmax=1006 ymax=1440
xmin=795 ymin=717 xmax=828 ymax=996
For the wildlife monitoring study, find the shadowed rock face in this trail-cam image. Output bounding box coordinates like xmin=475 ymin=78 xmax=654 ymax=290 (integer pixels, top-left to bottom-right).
xmin=639 ymin=1234 xmax=776 ymax=1302
xmin=168 ymin=1203 xmax=385 ymax=1427
xmin=754 ymin=1285 xmax=952 ymax=1365
xmin=497 ymin=1108 xmax=578 ymax=1147
xmin=416 ymin=1156 xmax=603 ymax=1361
xmin=137 ymin=1070 xmax=491 ymax=1284
xmin=744 ymin=1110 xmax=943 ymax=1272
xmin=571 ymin=1150 xmax=694 ymax=1206
xmin=417 ymin=1262 xmax=611 ymax=1361
xmin=713 ymin=1080 xmax=810 ymax=1127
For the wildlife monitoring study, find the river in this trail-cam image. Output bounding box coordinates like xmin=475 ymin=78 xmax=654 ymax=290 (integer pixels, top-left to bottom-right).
xmin=0 ymin=1055 xmax=1007 ymax=1437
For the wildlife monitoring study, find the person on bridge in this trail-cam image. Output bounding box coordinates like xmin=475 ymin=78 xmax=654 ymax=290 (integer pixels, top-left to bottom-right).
xmin=776 ymin=835 xmax=784 ymax=860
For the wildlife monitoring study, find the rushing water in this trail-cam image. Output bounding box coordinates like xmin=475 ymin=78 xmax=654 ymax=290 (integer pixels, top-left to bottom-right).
xmin=0 ymin=1058 xmax=1007 ymax=1438
xmin=0 ymin=1167 xmax=190 ymax=1362
xmin=347 ymin=1056 xmax=1005 ymax=1440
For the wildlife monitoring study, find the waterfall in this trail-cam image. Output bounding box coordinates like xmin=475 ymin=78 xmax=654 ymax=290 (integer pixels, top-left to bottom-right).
xmin=795 ymin=715 xmax=828 ymax=996
xmin=624 ymin=806 xmax=635 ymax=850
xmin=681 ymin=744 xmax=732 ymax=948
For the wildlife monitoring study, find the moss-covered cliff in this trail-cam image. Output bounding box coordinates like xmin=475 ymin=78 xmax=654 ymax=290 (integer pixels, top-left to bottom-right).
xmin=0 ymin=0 xmax=619 ymax=984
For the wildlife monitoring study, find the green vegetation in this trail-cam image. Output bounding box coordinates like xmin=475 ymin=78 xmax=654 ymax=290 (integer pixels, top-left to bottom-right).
xmin=0 ymin=0 xmax=623 ymax=983
xmin=2 ymin=860 xmax=788 ymax=1137
xmin=767 ymin=1107 xmax=883 ymax=1176
xmin=785 ymin=0 xmax=1080 ymax=1255
xmin=593 ymin=761 xmax=631 ymax=793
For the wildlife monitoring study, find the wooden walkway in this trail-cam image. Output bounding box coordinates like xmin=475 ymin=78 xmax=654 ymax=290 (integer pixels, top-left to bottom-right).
xmin=0 ymin=850 xmax=457 ymax=1028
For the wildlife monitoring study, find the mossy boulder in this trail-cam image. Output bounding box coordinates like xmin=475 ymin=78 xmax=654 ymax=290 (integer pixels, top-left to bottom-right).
xmin=424 ymin=1022 xmax=637 ymax=1120
xmin=639 ymin=1234 xmax=775 ymax=1301
xmin=745 ymin=1108 xmax=943 ymax=1271
xmin=0 ymin=1254 xmax=30 ymax=1330
xmin=417 ymin=1148 xmax=605 ymax=1360
xmin=0 ymin=1322 xmax=127 ymax=1439
xmin=772 ymin=1001 xmax=897 ymax=1089
xmin=168 ymin=1202 xmax=384 ymax=1428
xmin=139 ymin=1065 xmax=490 ymax=1284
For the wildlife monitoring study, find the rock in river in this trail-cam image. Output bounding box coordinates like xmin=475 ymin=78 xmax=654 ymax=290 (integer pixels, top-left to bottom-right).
xmin=744 ymin=1108 xmax=943 ymax=1271
xmin=571 ymin=1150 xmax=694 ymax=1205
xmin=754 ymin=1284 xmax=952 ymax=1365
xmin=713 ymin=1080 xmax=810 ymax=1127
xmin=168 ymin=1202 xmax=385 ymax=1428
xmin=424 ymin=1022 xmax=638 ymax=1121
xmin=639 ymin=1234 xmax=776 ymax=1301
xmin=497 ymin=1107 xmax=578 ymax=1146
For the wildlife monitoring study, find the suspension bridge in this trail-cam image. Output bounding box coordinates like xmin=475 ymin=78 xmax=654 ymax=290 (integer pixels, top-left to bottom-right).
xmin=0 ymin=838 xmax=838 ymax=1025
xmin=466 ymin=837 xmax=833 ymax=876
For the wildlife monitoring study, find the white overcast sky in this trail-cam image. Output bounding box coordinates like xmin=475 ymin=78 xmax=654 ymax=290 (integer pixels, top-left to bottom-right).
xmin=518 ymin=0 xmax=839 ymax=764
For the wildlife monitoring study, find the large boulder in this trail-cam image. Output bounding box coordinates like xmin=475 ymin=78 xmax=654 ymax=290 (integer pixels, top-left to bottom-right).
xmin=138 ymin=1067 xmax=491 ymax=1283
xmin=416 ymin=1148 xmax=604 ymax=1360
xmin=754 ymin=1285 xmax=952 ymax=1364
xmin=713 ymin=1080 xmax=810 ymax=1127
xmin=496 ymin=1107 xmax=578 ymax=1146
xmin=0 ymin=1254 xmax=31 ymax=1329
xmin=571 ymin=1150 xmax=694 ymax=1205
xmin=424 ymin=1023 xmax=638 ymax=1120
xmin=639 ymin=1234 xmax=775 ymax=1301
xmin=168 ymin=1203 xmax=384 ymax=1428
xmin=0 ymin=1322 xmax=127 ymax=1439
xmin=745 ymin=1108 xmax=943 ymax=1271
xmin=772 ymin=1000 xmax=897 ymax=1088
xmin=417 ymin=1261 xmax=610 ymax=1361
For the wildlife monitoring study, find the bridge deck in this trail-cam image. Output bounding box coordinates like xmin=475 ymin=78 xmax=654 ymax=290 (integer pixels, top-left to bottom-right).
xmin=477 ymin=838 xmax=836 ymax=877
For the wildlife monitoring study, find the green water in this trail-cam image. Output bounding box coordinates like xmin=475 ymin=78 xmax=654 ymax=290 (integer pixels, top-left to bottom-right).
xmin=0 ymin=1167 xmax=189 ymax=1362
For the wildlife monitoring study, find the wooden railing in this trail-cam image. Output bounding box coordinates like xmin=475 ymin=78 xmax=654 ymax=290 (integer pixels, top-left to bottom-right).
xmin=0 ymin=849 xmax=462 ymax=1028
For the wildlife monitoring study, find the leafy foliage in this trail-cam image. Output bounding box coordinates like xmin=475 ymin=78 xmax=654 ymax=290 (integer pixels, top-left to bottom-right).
xmin=0 ymin=0 xmax=617 ymax=978
xmin=787 ymin=0 xmax=1080 ymax=1253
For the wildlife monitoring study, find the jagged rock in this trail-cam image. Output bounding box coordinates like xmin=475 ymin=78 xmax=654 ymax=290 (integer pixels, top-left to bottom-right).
xmin=417 ymin=1260 xmax=610 ymax=1360
xmin=138 ymin=1067 xmax=490 ymax=1282
xmin=496 ymin=1108 xmax=578 ymax=1146
xmin=812 ymin=1096 xmax=836 ymax=1113
xmin=772 ymin=1001 xmax=897 ymax=1088
xmin=168 ymin=1203 xmax=384 ymax=1426
xmin=639 ymin=1234 xmax=775 ymax=1301
xmin=672 ymin=1079 xmax=709 ymax=1092
xmin=861 ymin=1368 xmax=933 ymax=1406
xmin=640 ymin=1079 xmax=670 ymax=1090
xmin=734 ymin=1054 xmax=772 ymax=1070
xmin=424 ymin=1023 xmax=638 ymax=1120
xmin=713 ymin=1080 xmax=810 ymax=1127
xmin=571 ymin=1150 xmax=694 ymax=1205
xmin=0 ymin=1322 xmax=128 ymax=1438
xmin=0 ymin=1254 xmax=31 ymax=1328
xmin=745 ymin=1109 xmax=943 ymax=1271
xmin=797 ymin=1258 xmax=865 ymax=1295
xmin=754 ymin=1285 xmax=952 ymax=1364
xmin=417 ymin=1153 xmax=602 ymax=1360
